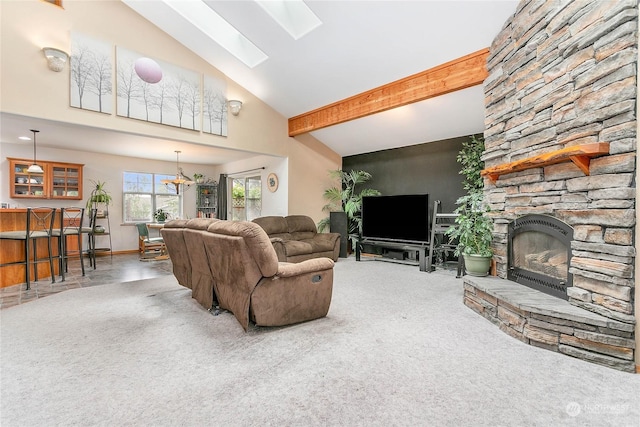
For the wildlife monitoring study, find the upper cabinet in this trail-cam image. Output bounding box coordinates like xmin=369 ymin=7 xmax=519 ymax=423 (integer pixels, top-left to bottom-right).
xmin=8 ymin=158 xmax=83 ymax=200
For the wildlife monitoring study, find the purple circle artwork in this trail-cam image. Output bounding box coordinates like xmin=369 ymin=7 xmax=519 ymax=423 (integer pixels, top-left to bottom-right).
xmin=134 ymin=57 xmax=163 ymax=84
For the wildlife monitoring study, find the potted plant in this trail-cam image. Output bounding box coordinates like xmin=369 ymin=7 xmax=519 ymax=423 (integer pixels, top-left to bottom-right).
xmin=193 ymin=173 xmax=204 ymax=184
xmin=446 ymin=135 xmax=494 ymax=276
xmin=154 ymin=208 xmax=169 ymax=223
xmin=317 ymin=169 xmax=380 ymax=252
xmin=86 ymin=180 xmax=112 ymax=211
xmin=447 ymin=191 xmax=493 ymax=276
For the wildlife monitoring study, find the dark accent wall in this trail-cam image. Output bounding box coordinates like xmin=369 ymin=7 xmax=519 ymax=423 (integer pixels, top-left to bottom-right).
xmin=342 ymin=135 xmax=470 ymax=218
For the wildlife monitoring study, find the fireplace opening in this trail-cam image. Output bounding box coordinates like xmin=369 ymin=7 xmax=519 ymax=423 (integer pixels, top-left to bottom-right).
xmin=507 ymin=214 xmax=573 ymax=300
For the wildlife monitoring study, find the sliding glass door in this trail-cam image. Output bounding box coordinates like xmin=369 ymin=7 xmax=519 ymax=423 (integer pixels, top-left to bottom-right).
xmin=230 ymin=175 xmax=262 ymax=221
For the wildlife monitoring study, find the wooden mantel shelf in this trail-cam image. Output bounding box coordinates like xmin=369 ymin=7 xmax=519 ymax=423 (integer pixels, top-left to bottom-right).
xmin=481 ymin=142 xmax=610 ymax=183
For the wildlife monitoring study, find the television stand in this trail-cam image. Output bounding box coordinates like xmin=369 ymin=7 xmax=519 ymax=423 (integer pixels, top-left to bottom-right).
xmin=355 ymin=238 xmax=429 ymax=272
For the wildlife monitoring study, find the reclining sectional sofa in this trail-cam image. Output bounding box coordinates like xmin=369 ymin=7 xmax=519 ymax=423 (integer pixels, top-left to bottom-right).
xmin=252 ymin=215 xmax=341 ymax=262
xmin=161 ymin=218 xmax=334 ymax=331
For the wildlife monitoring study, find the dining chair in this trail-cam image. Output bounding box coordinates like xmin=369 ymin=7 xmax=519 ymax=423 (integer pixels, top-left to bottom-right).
xmin=0 ymin=207 xmax=57 ymax=290
xmin=136 ymin=223 xmax=166 ymax=259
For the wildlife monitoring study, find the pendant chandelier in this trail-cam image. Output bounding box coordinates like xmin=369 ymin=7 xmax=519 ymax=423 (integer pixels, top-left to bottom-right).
xmin=161 ymin=150 xmax=194 ymax=195
xmin=27 ymin=129 xmax=44 ymax=173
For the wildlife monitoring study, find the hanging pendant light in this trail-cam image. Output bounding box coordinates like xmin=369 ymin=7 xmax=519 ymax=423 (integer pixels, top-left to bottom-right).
xmin=161 ymin=150 xmax=194 ymax=195
xmin=27 ymin=129 xmax=44 ymax=173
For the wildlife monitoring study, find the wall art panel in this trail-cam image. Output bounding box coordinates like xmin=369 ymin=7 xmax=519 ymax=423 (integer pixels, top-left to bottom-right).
xmin=203 ymin=74 xmax=227 ymax=137
xmin=70 ymin=32 xmax=113 ymax=114
xmin=116 ymin=47 xmax=201 ymax=131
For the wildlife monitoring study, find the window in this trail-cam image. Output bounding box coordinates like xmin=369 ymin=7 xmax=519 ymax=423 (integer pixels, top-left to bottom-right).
xmin=230 ymin=175 xmax=262 ymax=221
xmin=123 ymin=172 xmax=181 ymax=223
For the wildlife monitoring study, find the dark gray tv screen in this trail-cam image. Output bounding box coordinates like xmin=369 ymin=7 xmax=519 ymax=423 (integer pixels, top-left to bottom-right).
xmin=361 ymin=194 xmax=429 ymax=243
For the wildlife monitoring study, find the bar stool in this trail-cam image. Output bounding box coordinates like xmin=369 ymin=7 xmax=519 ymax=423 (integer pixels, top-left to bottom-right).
xmin=83 ymin=208 xmax=98 ymax=269
xmin=0 ymin=207 xmax=57 ymax=290
xmin=51 ymin=207 xmax=85 ymax=281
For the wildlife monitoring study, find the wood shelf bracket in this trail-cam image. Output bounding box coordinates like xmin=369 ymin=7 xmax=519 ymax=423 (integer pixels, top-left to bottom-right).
xmin=481 ymin=143 xmax=610 ymax=183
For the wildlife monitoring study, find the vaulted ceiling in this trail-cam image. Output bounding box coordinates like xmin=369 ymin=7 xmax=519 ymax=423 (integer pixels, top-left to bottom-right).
xmin=124 ymin=0 xmax=519 ymax=158
xmin=1 ymin=1 xmax=519 ymax=164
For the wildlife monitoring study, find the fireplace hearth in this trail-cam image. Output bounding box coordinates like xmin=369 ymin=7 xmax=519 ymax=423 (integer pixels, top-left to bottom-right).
xmin=508 ymin=215 xmax=572 ymax=300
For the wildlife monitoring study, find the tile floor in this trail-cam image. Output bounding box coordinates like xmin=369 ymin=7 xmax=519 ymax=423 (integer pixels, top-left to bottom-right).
xmin=0 ymin=253 xmax=174 ymax=309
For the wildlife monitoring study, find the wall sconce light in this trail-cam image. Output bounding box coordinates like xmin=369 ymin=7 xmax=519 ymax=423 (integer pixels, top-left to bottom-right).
xmin=42 ymin=47 xmax=69 ymax=72
xmin=228 ymin=100 xmax=243 ymax=116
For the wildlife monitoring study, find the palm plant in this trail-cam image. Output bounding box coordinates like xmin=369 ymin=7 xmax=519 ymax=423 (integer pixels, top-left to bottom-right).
xmin=318 ymin=169 xmax=380 ymax=247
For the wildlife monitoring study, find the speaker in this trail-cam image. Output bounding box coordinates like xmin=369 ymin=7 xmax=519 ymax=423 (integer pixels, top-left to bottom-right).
xmin=330 ymin=211 xmax=348 ymax=258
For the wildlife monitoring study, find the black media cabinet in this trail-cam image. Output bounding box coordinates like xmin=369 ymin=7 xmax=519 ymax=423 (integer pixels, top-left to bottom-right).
xmin=355 ymin=238 xmax=429 ymax=272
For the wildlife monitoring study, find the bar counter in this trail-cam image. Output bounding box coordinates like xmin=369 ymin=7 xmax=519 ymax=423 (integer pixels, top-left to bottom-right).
xmin=0 ymin=208 xmax=62 ymax=288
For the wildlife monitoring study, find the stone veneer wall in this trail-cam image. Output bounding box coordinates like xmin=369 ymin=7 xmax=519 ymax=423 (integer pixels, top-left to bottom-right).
xmin=483 ymin=0 xmax=637 ymax=327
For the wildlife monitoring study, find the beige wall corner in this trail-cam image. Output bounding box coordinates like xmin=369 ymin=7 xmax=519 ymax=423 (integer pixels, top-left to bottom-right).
xmin=289 ymin=133 xmax=342 ymax=224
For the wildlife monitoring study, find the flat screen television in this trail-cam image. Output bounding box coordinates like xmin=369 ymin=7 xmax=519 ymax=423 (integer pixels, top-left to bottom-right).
xmin=361 ymin=194 xmax=429 ymax=243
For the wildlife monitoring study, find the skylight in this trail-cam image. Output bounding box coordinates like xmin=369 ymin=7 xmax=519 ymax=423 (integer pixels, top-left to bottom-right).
xmin=161 ymin=0 xmax=268 ymax=68
xmin=255 ymin=0 xmax=322 ymax=40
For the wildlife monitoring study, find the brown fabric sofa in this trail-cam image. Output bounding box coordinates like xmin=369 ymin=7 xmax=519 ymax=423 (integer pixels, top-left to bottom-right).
xmin=252 ymin=215 xmax=340 ymax=263
xmin=161 ymin=218 xmax=334 ymax=331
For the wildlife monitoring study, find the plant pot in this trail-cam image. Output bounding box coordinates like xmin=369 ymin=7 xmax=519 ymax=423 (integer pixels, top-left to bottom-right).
xmin=463 ymin=253 xmax=492 ymax=277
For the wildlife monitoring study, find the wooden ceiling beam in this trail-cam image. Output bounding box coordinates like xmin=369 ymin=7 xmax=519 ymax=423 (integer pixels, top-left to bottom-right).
xmin=288 ymin=48 xmax=489 ymax=137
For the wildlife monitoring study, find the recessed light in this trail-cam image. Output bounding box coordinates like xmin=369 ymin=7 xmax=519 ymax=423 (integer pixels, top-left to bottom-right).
xmin=19 ymin=136 xmax=31 ymax=141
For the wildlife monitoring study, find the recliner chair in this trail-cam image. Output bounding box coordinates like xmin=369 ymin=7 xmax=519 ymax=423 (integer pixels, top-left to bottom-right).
xmin=162 ymin=218 xmax=334 ymax=331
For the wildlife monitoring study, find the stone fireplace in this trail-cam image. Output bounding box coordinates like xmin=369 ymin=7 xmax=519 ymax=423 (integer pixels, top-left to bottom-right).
xmin=463 ymin=0 xmax=637 ymax=372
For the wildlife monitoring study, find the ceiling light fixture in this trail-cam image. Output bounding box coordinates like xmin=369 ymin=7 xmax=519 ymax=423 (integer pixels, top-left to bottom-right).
xmin=42 ymin=47 xmax=69 ymax=72
xmin=161 ymin=150 xmax=194 ymax=195
xmin=228 ymin=100 xmax=243 ymax=116
xmin=27 ymin=130 xmax=44 ymax=174
xmin=255 ymin=0 xmax=322 ymax=40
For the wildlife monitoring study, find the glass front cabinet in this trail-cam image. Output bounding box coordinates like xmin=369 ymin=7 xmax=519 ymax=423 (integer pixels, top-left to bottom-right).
xmin=9 ymin=158 xmax=83 ymax=200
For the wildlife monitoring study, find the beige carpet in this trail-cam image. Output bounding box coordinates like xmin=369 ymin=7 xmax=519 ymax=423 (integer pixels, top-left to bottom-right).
xmin=1 ymin=257 xmax=638 ymax=426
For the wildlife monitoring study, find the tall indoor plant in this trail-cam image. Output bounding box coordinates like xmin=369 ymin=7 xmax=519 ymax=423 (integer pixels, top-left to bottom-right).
xmin=317 ymin=169 xmax=380 ymax=249
xmin=446 ymin=135 xmax=494 ymax=276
